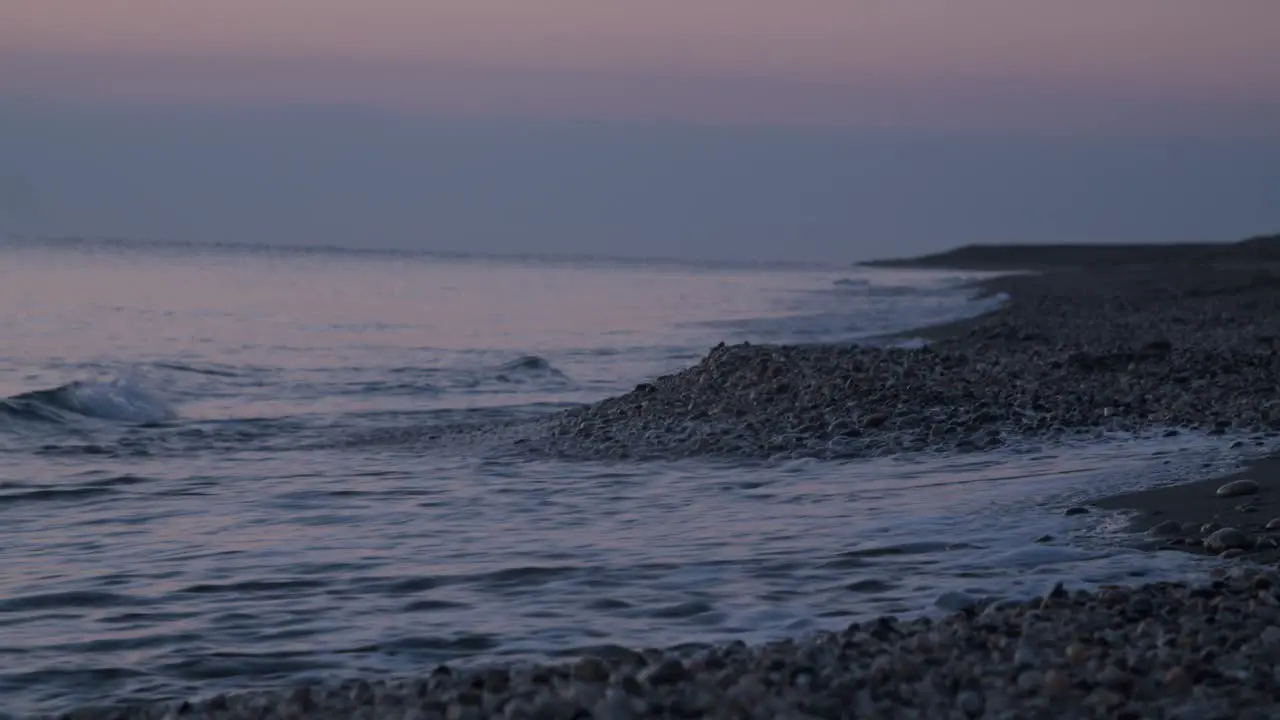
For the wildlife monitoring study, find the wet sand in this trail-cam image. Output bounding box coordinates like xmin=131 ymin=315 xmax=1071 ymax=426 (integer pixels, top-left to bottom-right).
xmin=1093 ymin=455 xmax=1280 ymax=562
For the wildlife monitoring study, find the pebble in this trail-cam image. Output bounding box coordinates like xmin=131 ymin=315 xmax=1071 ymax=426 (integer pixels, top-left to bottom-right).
xmin=1204 ymin=527 xmax=1253 ymax=553
xmin=957 ymin=689 xmax=985 ymax=717
xmin=571 ymin=657 xmax=609 ymax=684
xmin=640 ymin=658 xmax=688 ymax=686
xmin=1216 ymin=479 xmax=1261 ymax=498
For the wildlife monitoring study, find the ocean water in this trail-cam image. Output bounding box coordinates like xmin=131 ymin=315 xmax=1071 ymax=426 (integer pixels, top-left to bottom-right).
xmin=0 ymin=239 xmax=1249 ymax=715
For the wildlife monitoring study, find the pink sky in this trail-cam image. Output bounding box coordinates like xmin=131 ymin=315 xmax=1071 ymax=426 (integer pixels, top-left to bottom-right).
xmin=3 ymin=1 xmax=1279 ymax=130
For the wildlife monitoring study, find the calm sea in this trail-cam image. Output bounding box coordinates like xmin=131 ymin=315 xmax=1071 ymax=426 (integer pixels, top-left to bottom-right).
xmin=0 ymin=239 xmax=1239 ymax=715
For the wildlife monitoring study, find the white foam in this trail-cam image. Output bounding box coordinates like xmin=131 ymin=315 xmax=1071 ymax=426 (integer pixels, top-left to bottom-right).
xmin=60 ymin=374 xmax=176 ymax=423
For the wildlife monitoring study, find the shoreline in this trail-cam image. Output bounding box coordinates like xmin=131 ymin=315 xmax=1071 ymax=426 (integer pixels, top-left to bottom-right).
xmin=1090 ymin=454 xmax=1280 ymax=563
xmin=872 ymin=271 xmax=1034 ymax=346
xmin=44 ymin=239 xmax=1280 ymax=719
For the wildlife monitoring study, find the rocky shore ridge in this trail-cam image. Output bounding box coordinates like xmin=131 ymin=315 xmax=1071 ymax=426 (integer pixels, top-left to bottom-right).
xmin=496 ymin=263 xmax=1280 ymax=462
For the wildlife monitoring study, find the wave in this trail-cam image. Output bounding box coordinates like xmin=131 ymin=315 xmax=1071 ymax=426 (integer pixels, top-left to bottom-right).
xmin=0 ymin=377 xmax=176 ymax=425
xmin=349 ymin=356 xmax=569 ymax=394
xmin=151 ymin=362 xmax=239 ymax=378
xmin=493 ymin=355 xmax=567 ymax=384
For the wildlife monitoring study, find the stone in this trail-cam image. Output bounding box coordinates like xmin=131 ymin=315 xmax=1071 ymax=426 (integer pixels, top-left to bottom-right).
xmin=1149 ymin=520 xmax=1184 ymax=536
xmin=863 ymin=413 xmax=890 ymax=428
xmin=1044 ymin=669 xmax=1072 ymax=696
xmin=1063 ymin=506 xmax=1090 ymax=516
xmin=1163 ymin=666 xmax=1193 ymax=695
xmin=1205 ymin=528 xmax=1253 ymax=552
xmin=641 ymin=658 xmax=688 ymax=686
xmin=957 ymin=690 xmax=985 ymax=718
xmin=572 ymin=656 xmax=610 ymax=683
xmin=1216 ymin=479 xmax=1260 ymax=498
xmin=935 ymin=591 xmax=981 ymax=612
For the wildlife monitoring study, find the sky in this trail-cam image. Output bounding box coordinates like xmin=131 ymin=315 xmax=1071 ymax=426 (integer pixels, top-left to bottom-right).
xmin=2 ymin=1 xmax=1279 ymax=262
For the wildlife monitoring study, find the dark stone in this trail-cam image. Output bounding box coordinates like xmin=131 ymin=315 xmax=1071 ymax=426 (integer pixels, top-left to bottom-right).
xmin=863 ymin=413 xmax=890 ymax=428
xmin=288 ymin=686 xmax=317 ymax=712
xmin=644 ymin=658 xmax=690 ymax=685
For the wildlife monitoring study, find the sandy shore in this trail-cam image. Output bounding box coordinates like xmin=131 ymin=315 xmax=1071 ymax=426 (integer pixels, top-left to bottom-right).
xmin=45 ymin=236 xmax=1280 ymax=719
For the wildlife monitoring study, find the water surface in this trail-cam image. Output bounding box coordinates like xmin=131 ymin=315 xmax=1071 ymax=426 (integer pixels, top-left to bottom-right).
xmin=0 ymin=239 xmax=1241 ymax=714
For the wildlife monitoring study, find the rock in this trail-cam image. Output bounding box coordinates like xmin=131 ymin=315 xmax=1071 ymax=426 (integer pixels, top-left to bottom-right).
xmin=862 ymin=412 xmax=890 ymax=428
xmin=1149 ymin=520 xmax=1184 ymax=536
xmin=1016 ymin=669 xmax=1043 ymax=694
xmin=572 ymin=656 xmax=610 ymax=683
xmin=1141 ymin=339 xmax=1173 ymax=356
xmin=1216 ymin=479 xmax=1260 ymax=498
xmin=1259 ymin=626 xmax=1280 ymax=649
xmin=285 ymin=686 xmax=316 ymax=712
xmin=1063 ymin=642 xmax=1091 ymax=666
xmin=1127 ymin=595 xmax=1154 ymax=616
xmin=1265 ymin=517 xmax=1280 ymax=531
xmin=1163 ymin=666 xmax=1193 ymax=695
xmin=481 ymin=668 xmax=511 ymax=694
xmin=1040 ymin=581 xmax=1069 ymax=608
xmin=1063 ymin=506 xmax=1090 ymax=516
xmin=1204 ymin=527 xmax=1253 ymax=553
xmin=641 ymin=658 xmax=688 ymax=686
xmin=957 ymin=689 xmax=985 ymax=718
xmin=1044 ymin=668 xmax=1072 ymax=696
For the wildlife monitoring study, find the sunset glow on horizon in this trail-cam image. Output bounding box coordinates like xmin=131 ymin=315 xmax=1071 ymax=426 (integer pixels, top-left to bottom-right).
xmin=4 ymin=1 xmax=1279 ymax=131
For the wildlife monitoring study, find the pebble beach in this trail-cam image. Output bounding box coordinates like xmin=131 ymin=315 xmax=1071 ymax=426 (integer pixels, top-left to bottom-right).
xmin=35 ymin=235 xmax=1280 ymax=720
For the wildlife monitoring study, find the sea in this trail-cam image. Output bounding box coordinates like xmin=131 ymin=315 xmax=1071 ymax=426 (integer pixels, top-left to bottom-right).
xmin=0 ymin=237 xmax=1251 ymax=715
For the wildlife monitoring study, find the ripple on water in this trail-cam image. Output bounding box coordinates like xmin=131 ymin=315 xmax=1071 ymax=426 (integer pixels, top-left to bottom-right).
xmin=0 ymin=433 xmax=1258 ymax=714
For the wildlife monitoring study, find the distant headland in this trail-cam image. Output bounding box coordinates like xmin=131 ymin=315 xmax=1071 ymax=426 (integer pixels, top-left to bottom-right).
xmin=860 ymin=232 xmax=1280 ymax=271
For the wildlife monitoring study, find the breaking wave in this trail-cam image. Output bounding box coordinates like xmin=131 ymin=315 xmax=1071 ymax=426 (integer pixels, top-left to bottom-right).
xmin=493 ymin=355 xmax=567 ymax=384
xmin=0 ymin=377 xmax=176 ymax=425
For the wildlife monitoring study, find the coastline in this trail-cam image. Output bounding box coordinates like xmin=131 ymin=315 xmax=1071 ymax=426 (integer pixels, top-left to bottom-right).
xmin=46 ymin=237 xmax=1280 ymax=719
xmin=875 ymin=271 xmax=1034 ymax=345
xmin=857 ymin=232 xmax=1280 ymax=272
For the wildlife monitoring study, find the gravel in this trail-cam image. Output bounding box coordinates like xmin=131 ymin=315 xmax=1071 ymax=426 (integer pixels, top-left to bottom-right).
xmin=486 ymin=264 xmax=1280 ymax=461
